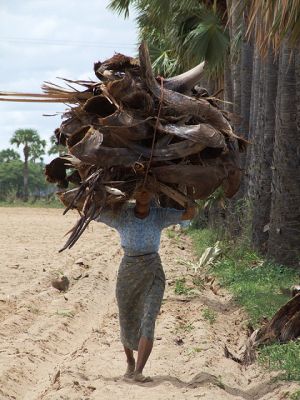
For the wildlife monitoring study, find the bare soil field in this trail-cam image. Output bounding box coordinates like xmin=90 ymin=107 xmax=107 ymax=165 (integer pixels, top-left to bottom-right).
xmin=0 ymin=208 xmax=297 ymax=400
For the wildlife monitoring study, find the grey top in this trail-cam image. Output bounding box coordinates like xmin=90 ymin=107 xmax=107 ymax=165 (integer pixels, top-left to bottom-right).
xmin=96 ymin=205 xmax=184 ymax=256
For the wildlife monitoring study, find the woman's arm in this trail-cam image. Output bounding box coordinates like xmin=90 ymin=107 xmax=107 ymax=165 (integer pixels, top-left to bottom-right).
xmin=159 ymin=202 xmax=197 ymax=228
xmin=95 ymin=208 xmax=120 ymax=229
xmin=181 ymin=203 xmax=197 ymax=221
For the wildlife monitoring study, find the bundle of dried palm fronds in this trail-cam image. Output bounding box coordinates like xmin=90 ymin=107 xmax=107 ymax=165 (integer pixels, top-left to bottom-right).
xmin=1 ymin=43 xmax=246 ymax=251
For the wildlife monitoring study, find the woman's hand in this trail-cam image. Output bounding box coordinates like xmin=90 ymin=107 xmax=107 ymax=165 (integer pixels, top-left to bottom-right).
xmin=181 ymin=201 xmax=197 ymax=221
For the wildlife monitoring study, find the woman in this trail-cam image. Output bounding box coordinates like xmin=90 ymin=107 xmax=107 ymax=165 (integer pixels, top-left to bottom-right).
xmin=96 ymin=186 xmax=196 ymax=382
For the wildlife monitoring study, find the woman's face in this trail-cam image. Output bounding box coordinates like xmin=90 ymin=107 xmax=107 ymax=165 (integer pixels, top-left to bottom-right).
xmin=134 ymin=188 xmax=154 ymax=206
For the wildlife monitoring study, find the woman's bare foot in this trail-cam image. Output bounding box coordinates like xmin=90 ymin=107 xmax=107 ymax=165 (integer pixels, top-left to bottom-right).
xmin=124 ymin=361 xmax=135 ymax=379
xmin=133 ymin=372 xmax=153 ymax=383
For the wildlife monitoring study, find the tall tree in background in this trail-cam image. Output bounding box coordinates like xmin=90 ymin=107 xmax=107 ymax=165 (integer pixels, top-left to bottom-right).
xmin=10 ymin=129 xmax=46 ymax=201
xmin=250 ymin=48 xmax=278 ymax=253
xmin=109 ymin=0 xmax=230 ymax=80
xmin=244 ymin=1 xmax=300 ymax=265
xmin=267 ymin=42 xmax=300 ymax=266
xmin=0 ymin=148 xmax=20 ymax=163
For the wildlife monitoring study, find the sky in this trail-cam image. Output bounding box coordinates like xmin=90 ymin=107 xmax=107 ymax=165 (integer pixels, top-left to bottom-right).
xmin=0 ymin=0 xmax=137 ymax=162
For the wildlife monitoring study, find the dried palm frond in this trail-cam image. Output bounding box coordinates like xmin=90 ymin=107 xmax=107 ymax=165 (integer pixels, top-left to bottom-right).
xmin=0 ymin=42 xmax=246 ymax=251
xmin=241 ymin=0 xmax=300 ymax=55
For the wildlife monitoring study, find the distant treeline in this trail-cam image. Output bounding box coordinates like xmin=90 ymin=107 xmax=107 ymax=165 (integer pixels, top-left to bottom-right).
xmin=0 ymin=159 xmax=52 ymax=201
xmin=0 ymin=128 xmax=59 ymax=202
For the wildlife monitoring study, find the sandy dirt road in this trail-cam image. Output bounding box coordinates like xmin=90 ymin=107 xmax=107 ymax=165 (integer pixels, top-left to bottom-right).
xmin=0 ymin=208 xmax=297 ymax=400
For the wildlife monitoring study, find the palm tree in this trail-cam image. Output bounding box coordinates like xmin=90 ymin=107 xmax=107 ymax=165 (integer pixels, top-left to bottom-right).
xmin=48 ymin=134 xmax=65 ymax=156
xmin=244 ymin=0 xmax=300 ymax=265
xmin=267 ymin=41 xmax=300 ymax=266
xmin=0 ymin=148 xmax=20 ymax=163
xmin=109 ymin=0 xmax=230 ymax=78
xmin=10 ymin=129 xmax=46 ymax=201
xmin=249 ymin=48 xmax=278 ymax=253
xmin=225 ymin=0 xmax=253 ymax=209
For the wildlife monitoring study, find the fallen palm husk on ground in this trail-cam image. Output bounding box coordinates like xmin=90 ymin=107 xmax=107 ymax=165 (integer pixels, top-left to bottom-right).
xmin=1 ymin=42 xmax=247 ymax=250
xmin=225 ymin=293 xmax=300 ymax=365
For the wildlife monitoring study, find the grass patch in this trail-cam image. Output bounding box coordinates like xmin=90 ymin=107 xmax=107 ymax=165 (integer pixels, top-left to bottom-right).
xmin=192 ymin=347 xmax=202 ymax=353
xmin=189 ymin=227 xmax=300 ymax=381
xmin=202 ymin=308 xmax=217 ymax=325
xmin=175 ymin=321 xmax=195 ymax=333
xmin=186 ymin=347 xmax=203 ymax=357
xmin=174 ymin=278 xmax=191 ymax=295
xmin=0 ymin=198 xmax=63 ymax=208
xmin=190 ymin=228 xmax=298 ymax=326
xmin=213 ymin=254 xmax=296 ymax=326
xmin=290 ymin=390 xmax=300 ymax=400
xmin=56 ymin=309 xmax=75 ymax=318
xmin=189 ymin=228 xmax=219 ymax=256
xmin=173 ymin=276 xmax=204 ymax=296
xmin=166 ymin=228 xmax=177 ymax=239
xmin=258 ymin=341 xmax=300 ymax=381
xmin=166 ymin=228 xmax=185 ymax=243
xmin=192 ymin=276 xmax=205 ymax=289
xmin=216 ymin=376 xmax=226 ymax=390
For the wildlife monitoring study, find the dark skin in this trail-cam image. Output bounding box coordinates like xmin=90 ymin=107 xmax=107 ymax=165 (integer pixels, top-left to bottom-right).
xmin=124 ymin=188 xmax=196 ymax=382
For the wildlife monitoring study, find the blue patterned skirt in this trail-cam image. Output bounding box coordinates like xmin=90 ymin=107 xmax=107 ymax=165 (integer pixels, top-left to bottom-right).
xmin=116 ymin=252 xmax=165 ymax=350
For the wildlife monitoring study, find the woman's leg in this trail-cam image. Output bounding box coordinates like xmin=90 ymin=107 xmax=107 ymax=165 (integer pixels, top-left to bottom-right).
xmin=116 ymin=255 xmax=164 ymax=381
xmin=123 ymin=346 xmax=135 ymax=378
xmin=116 ymin=257 xmax=141 ymax=378
xmin=135 ymin=337 xmax=153 ymax=377
xmin=124 ymin=346 xmax=135 ymax=364
xmin=134 ymin=265 xmax=165 ymax=382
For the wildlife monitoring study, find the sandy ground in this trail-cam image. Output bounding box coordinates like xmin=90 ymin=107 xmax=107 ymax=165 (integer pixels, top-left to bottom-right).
xmin=0 ymin=207 xmax=298 ymax=400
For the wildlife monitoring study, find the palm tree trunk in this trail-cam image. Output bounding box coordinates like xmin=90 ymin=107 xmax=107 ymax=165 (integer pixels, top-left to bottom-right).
xmin=230 ymin=0 xmax=242 ymax=134
xmin=267 ymin=40 xmax=300 ymax=267
xmin=251 ymin=48 xmax=278 ymax=252
xmin=238 ymin=14 xmax=253 ymax=196
xmin=224 ymin=55 xmax=233 ymax=113
xmin=246 ymin=47 xmax=262 ymax=200
xmin=249 ymin=55 xmax=265 ymax=206
xmin=224 ymin=0 xmax=243 ymax=237
xmin=23 ymin=144 xmax=29 ymax=202
xmin=240 ymin=31 xmax=253 ymax=140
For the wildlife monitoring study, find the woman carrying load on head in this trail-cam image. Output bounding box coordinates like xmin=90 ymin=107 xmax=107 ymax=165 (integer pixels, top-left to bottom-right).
xmin=95 ymin=183 xmax=196 ymax=383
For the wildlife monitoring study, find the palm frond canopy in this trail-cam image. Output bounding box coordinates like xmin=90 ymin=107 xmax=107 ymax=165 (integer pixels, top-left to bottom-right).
xmin=108 ymin=0 xmax=229 ymax=77
xmin=10 ymin=129 xmax=40 ymax=146
xmin=244 ymin=0 xmax=300 ymax=53
xmin=179 ymin=11 xmax=230 ymax=69
xmin=108 ymin=0 xmax=132 ymax=17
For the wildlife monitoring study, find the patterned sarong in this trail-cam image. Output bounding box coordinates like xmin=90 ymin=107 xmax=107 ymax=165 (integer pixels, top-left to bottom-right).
xmin=116 ymin=252 xmax=165 ymax=350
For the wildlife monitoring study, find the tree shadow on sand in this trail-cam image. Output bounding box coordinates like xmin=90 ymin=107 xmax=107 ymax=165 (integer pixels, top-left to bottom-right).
xmin=98 ymin=371 xmax=279 ymax=400
xmin=166 ymin=294 xmax=240 ymax=314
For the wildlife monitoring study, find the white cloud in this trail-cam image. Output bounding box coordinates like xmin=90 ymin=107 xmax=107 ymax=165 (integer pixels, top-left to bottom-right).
xmin=0 ymin=0 xmax=137 ymax=161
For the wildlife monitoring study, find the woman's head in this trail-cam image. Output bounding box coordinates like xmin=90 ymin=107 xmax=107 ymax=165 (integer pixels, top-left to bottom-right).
xmin=133 ymin=187 xmax=154 ymax=206
xmin=133 ymin=181 xmax=156 ymax=206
